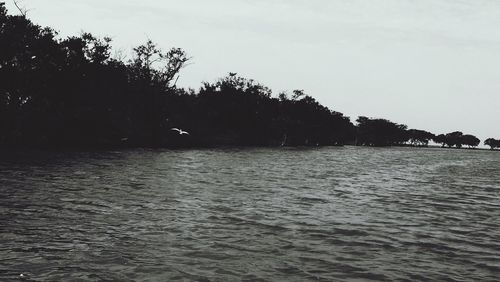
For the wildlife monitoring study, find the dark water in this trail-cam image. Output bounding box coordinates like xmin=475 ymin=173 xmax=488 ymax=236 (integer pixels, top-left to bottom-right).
xmin=0 ymin=147 xmax=499 ymax=281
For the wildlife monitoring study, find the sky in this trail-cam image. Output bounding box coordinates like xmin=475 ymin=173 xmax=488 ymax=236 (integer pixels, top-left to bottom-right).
xmin=5 ymin=0 xmax=500 ymax=142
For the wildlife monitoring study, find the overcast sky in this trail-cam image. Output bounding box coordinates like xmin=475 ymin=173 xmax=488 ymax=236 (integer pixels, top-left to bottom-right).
xmin=6 ymin=0 xmax=500 ymax=141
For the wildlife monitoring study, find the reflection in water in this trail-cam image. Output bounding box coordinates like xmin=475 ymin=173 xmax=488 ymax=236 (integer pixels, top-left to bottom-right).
xmin=0 ymin=147 xmax=499 ymax=281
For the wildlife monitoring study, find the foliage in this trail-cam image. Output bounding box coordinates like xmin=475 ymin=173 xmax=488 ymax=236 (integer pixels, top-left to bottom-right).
xmin=462 ymin=134 xmax=480 ymax=149
xmin=193 ymin=75 xmax=355 ymax=146
xmin=0 ymin=5 xmax=358 ymax=147
xmin=433 ymin=132 xmax=481 ymax=149
xmin=355 ymin=117 xmax=408 ymax=146
xmin=445 ymin=132 xmax=464 ymax=148
xmin=0 ymin=5 xmax=488 ymax=150
xmin=484 ymin=138 xmax=500 ymax=150
xmin=433 ymin=134 xmax=447 ymax=148
xmin=407 ymin=129 xmax=435 ymax=147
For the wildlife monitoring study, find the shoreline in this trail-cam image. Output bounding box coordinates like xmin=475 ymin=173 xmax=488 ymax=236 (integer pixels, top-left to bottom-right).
xmin=0 ymin=144 xmax=498 ymax=152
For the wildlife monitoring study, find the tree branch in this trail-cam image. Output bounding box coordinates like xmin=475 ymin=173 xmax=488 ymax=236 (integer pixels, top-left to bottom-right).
xmin=13 ymin=0 xmax=28 ymax=17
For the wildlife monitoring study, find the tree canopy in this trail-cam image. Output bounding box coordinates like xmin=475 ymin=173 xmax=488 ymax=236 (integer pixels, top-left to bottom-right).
xmin=0 ymin=4 xmax=492 ymax=150
xmin=432 ymin=132 xmax=481 ymax=149
xmin=485 ymin=138 xmax=500 ymax=150
xmin=0 ymin=3 xmax=356 ymax=148
xmin=355 ymin=117 xmax=408 ymax=147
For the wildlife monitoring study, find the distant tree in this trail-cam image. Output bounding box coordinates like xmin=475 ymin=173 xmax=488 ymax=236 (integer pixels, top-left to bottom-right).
xmin=130 ymin=40 xmax=189 ymax=89
xmin=278 ymin=91 xmax=288 ymax=102
xmin=408 ymin=129 xmax=435 ymax=147
xmin=484 ymin=138 xmax=500 ymax=150
xmin=461 ymin=134 xmax=480 ymax=149
xmin=128 ymin=40 xmax=190 ymax=146
xmin=356 ymin=117 xmax=408 ymax=147
xmin=444 ymin=131 xmax=464 ymax=148
xmin=291 ymin=89 xmax=305 ymax=100
xmin=433 ymin=134 xmax=447 ymax=148
xmin=81 ymin=33 xmax=112 ymax=64
xmin=194 ymin=75 xmax=354 ymax=146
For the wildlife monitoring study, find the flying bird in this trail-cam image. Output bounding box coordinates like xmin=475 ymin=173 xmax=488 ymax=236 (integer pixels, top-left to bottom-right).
xmin=171 ymin=128 xmax=189 ymax=135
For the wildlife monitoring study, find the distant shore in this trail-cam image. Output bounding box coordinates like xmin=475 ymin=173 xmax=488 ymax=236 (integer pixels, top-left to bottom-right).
xmin=1 ymin=143 xmax=499 ymax=153
xmin=1 ymin=4 xmax=498 ymax=151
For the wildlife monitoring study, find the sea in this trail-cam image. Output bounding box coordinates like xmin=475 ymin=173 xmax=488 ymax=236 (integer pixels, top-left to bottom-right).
xmin=0 ymin=147 xmax=499 ymax=281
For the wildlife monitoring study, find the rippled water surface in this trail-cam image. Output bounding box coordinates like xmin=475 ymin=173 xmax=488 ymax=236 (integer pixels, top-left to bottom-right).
xmin=1 ymin=147 xmax=499 ymax=281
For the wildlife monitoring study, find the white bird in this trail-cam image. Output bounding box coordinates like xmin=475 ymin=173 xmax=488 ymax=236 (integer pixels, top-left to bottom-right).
xmin=171 ymin=128 xmax=189 ymax=135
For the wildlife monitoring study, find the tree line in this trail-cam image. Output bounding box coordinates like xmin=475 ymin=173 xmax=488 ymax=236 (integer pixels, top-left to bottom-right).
xmin=0 ymin=4 xmax=497 ymax=149
xmin=354 ymin=118 xmax=489 ymax=149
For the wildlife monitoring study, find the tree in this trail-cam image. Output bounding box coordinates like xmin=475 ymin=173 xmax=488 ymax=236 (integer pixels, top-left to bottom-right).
xmin=291 ymin=89 xmax=305 ymax=100
xmin=81 ymin=33 xmax=112 ymax=65
xmin=130 ymin=40 xmax=189 ymax=89
xmin=356 ymin=117 xmax=408 ymax=146
xmin=12 ymin=0 xmax=28 ymax=17
xmin=444 ymin=131 xmax=464 ymax=148
xmin=408 ymin=129 xmax=435 ymax=147
xmin=128 ymin=40 xmax=190 ymax=146
xmin=485 ymin=138 xmax=500 ymax=150
xmin=433 ymin=134 xmax=446 ymax=148
xmin=462 ymin=134 xmax=480 ymax=149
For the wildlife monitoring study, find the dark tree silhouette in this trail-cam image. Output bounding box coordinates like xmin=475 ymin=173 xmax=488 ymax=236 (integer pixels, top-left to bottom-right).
xmin=484 ymin=138 xmax=500 ymax=150
xmin=191 ymin=75 xmax=354 ymax=146
xmin=462 ymin=134 xmax=480 ymax=149
xmin=0 ymin=1 xmax=357 ymax=148
xmin=355 ymin=117 xmax=408 ymax=147
xmin=0 ymin=4 xmax=191 ymax=147
xmin=407 ymin=129 xmax=435 ymax=147
xmin=432 ymin=132 xmax=481 ymax=149
xmin=433 ymin=134 xmax=447 ymax=148
xmin=444 ymin=131 xmax=464 ymax=148
xmin=0 ymin=5 xmax=489 ymax=151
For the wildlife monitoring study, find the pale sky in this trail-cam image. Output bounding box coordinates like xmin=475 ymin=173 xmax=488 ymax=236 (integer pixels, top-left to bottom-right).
xmin=6 ymin=0 xmax=500 ymax=141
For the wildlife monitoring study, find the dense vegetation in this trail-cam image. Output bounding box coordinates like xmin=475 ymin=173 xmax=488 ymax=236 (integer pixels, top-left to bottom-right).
xmin=0 ymin=4 xmax=495 ymax=149
xmin=433 ymin=132 xmax=481 ymax=149
xmin=484 ymin=138 xmax=500 ymax=150
xmin=0 ymin=3 xmax=356 ymax=147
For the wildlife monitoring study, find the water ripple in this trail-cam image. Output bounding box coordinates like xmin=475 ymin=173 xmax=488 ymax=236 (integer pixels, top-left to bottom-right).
xmin=0 ymin=147 xmax=499 ymax=281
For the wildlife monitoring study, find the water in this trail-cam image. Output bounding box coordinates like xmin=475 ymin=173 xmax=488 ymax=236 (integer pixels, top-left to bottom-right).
xmin=0 ymin=147 xmax=499 ymax=281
